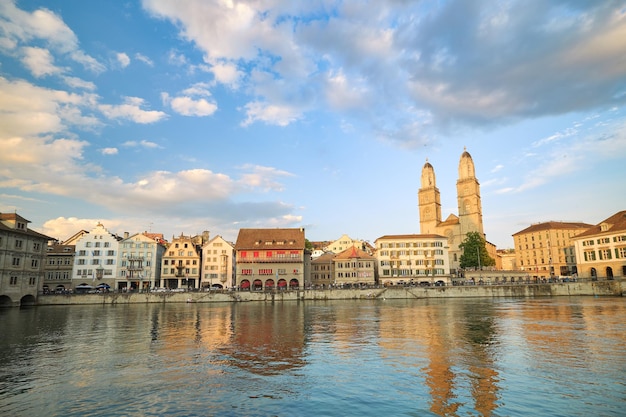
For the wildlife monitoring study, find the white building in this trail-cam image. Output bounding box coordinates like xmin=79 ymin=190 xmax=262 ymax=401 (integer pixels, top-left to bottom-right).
xmin=201 ymin=235 xmax=235 ymax=289
xmin=71 ymin=223 xmax=121 ymax=290
xmin=117 ymin=232 xmax=166 ymax=291
xmin=375 ymin=234 xmax=451 ymax=285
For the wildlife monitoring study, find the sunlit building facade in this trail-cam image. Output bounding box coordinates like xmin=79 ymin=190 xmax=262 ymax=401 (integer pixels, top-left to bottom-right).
xmin=573 ymin=210 xmax=626 ymax=279
xmin=161 ymin=234 xmax=201 ymax=289
xmin=512 ymin=221 xmax=592 ymax=279
xmin=201 ymin=235 xmax=235 ymax=289
xmin=375 ymin=234 xmax=450 ymax=285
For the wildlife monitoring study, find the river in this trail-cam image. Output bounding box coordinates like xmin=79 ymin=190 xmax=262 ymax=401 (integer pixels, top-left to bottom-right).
xmin=1 ymin=297 xmax=624 ymax=416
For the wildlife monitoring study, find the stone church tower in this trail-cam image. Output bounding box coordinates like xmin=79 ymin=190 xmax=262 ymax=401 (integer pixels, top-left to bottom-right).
xmin=418 ymin=148 xmax=485 ymax=274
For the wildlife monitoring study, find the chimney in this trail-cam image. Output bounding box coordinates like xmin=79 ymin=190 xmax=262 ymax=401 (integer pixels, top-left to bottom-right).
xmin=124 ymin=232 xmax=129 ymax=238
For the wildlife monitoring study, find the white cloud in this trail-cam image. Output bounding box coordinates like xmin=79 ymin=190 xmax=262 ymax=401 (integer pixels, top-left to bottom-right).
xmin=62 ymin=76 xmax=96 ymax=91
xmin=0 ymin=76 xmax=99 ymax=137
xmin=134 ymin=52 xmax=153 ymax=66
xmin=162 ymin=84 xmax=218 ymax=117
xmin=0 ymin=1 xmax=105 ymax=73
xmin=170 ymin=96 xmax=217 ymax=117
xmin=116 ymin=52 xmax=130 ymax=68
xmin=99 ymin=96 xmax=167 ymax=124
xmin=241 ymin=101 xmax=302 ymax=127
xmin=100 ymin=147 xmax=118 ymax=155
xmin=20 ymin=46 xmax=63 ymax=77
xmin=122 ymin=140 xmax=161 ymax=149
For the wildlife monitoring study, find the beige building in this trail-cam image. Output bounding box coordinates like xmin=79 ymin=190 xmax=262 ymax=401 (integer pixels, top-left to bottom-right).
xmin=375 ymin=234 xmax=450 ymax=285
xmin=201 ymin=235 xmax=235 ymax=289
xmin=311 ymin=252 xmax=335 ymax=287
xmin=234 ymin=228 xmax=309 ymax=290
xmin=418 ymin=149 xmax=494 ymax=274
xmin=324 ymin=234 xmax=370 ymax=254
xmin=512 ymin=221 xmax=592 ymax=279
xmin=161 ymin=234 xmax=201 ymax=289
xmin=43 ymin=242 xmax=74 ymax=293
xmin=0 ymin=212 xmax=53 ymax=306
xmin=333 ymin=246 xmax=376 ymax=287
xmin=573 ymin=211 xmax=626 ymax=279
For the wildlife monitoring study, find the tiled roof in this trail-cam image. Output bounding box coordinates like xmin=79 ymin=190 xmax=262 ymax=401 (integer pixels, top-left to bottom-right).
xmin=512 ymin=221 xmax=594 ymax=236
xmin=311 ymin=252 xmax=335 ymax=264
xmin=573 ymin=210 xmax=626 ymax=238
xmin=375 ymin=233 xmax=447 ymax=241
xmin=334 ymin=246 xmax=375 ymax=260
xmin=235 ymin=228 xmax=306 ymax=250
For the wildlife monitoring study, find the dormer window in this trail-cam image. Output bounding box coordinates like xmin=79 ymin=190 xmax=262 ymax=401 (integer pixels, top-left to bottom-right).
xmin=17 ymin=222 xmax=25 ymax=230
xmin=600 ymin=223 xmax=610 ymax=232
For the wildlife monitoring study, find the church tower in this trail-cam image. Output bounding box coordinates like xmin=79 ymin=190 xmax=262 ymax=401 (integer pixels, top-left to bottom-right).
xmin=418 ymin=159 xmax=441 ymax=234
xmin=456 ymin=148 xmax=484 ymax=236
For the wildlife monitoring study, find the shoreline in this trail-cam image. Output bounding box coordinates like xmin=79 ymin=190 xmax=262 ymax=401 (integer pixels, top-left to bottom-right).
xmin=36 ymin=279 xmax=625 ymax=306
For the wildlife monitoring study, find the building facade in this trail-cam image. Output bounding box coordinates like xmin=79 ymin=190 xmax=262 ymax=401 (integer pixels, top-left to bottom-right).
xmin=234 ymin=228 xmax=309 ymax=290
xmin=332 ymin=246 xmax=376 ymax=287
xmin=71 ymin=223 xmax=121 ymax=290
xmin=418 ymin=149 xmax=490 ymax=274
xmin=0 ymin=212 xmax=52 ymax=306
xmin=311 ymin=252 xmax=335 ymax=287
xmin=161 ymin=234 xmax=201 ymax=289
xmin=573 ymin=211 xmax=626 ymax=279
xmin=43 ymin=242 xmax=74 ymax=293
xmin=118 ymin=232 xmax=165 ymax=291
xmin=512 ymin=221 xmax=592 ymax=279
xmin=201 ymin=235 xmax=235 ymax=289
xmin=375 ymin=234 xmax=450 ymax=285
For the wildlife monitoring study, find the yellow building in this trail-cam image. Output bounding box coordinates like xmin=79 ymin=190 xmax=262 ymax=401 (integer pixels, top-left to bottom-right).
xmin=161 ymin=234 xmax=201 ymax=289
xmin=512 ymin=221 xmax=592 ymax=279
xmin=573 ymin=210 xmax=626 ymax=279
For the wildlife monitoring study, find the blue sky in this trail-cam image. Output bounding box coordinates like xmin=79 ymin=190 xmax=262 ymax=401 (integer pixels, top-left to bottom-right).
xmin=1 ymin=0 xmax=625 ymax=249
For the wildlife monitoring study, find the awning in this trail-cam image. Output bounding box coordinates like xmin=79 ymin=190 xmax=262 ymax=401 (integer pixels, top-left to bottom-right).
xmin=265 ymin=280 xmax=274 ymax=287
xmin=277 ymin=280 xmax=287 ymax=287
xmin=240 ymin=280 xmax=250 ymax=288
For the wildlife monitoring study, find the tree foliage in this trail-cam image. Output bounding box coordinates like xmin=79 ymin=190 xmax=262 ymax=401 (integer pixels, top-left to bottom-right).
xmin=459 ymin=231 xmax=495 ymax=269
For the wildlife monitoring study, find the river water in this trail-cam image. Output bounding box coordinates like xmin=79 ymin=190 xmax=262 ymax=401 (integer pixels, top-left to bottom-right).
xmin=1 ymin=297 xmax=624 ymax=417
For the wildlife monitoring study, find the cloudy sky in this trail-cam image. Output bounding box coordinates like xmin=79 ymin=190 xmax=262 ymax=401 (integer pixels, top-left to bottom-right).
xmin=1 ymin=0 xmax=625 ymax=249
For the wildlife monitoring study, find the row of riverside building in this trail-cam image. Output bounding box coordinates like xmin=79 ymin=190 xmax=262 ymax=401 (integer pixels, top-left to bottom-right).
xmin=1 ymin=149 xmax=625 ymax=306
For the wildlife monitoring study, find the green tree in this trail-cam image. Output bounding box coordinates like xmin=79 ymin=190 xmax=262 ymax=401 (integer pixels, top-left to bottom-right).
xmin=305 ymin=239 xmax=314 ymax=251
xmin=459 ymin=231 xmax=495 ymax=269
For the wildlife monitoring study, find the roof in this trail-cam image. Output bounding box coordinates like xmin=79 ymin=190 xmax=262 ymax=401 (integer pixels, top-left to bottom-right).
xmin=0 ymin=212 xmax=30 ymax=223
xmin=375 ymin=233 xmax=447 ymax=241
xmin=334 ymin=246 xmax=375 ymax=260
xmin=235 ymin=228 xmax=306 ymax=250
xmin=0 ymin=221 xmax=54 ymax=240
xmin=512 ymin=221 xmax=594 ymax=236
xmin=573 ymin=210 xmax=626 ymax=238
xmin=311 ymin=252 xmax=336 ymax=264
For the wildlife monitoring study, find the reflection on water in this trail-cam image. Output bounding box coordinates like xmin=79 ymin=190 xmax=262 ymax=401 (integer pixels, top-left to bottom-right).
xmin=1 ymin=297 xmax=625 ymax=416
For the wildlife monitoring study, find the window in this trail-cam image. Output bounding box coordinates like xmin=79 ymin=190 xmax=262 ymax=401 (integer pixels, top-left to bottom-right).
xmin=29 ymin=277 xmax=36 ymax=285
xmin=10 ymin=276 xmax=18 ymax=285
xmin=15 ymin=239 xmax=23 ymax=249
xmin=31 ymin=259 xmax=38 ymax=268
xmin=12 ymin=257 xmax=20 ymax=266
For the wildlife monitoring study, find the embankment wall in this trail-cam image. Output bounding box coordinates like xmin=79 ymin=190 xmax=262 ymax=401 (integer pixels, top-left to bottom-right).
xmin=37 ymin=279 xmax=624 ymax=306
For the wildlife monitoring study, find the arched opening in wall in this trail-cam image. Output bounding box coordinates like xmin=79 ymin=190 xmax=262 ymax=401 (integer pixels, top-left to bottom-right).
xmin=20 ymin=294 xmax=36 ymax=307
xmin=0 ymin=295 xmax=13 ymax=308
xmin=289 ymin=279 xmax=299 ymax=289
xmin=253 ymin=279 xmax=263 ymax=290
xmin=240 ymin=280 xmax=250 ymax=290
xmin=590 ymin=267 xmax=598 ymax=280
xmin=606 ymin=267 xmax=614 ymax=280
xmin=265 ymin=279 xmax=274 ymax=289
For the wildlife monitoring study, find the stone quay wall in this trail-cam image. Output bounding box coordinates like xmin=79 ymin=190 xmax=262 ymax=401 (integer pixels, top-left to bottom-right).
xmin=37 ymin=279 xmax=624 ymax=306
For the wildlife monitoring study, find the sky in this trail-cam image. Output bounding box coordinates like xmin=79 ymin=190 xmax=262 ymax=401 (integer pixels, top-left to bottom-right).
xmin=1 ymin=0 xmax=625 ymax=250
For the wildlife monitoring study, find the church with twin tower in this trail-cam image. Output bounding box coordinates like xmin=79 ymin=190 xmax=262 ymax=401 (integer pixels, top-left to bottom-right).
xmin=418 ymin=148 xmax=488 ymax=275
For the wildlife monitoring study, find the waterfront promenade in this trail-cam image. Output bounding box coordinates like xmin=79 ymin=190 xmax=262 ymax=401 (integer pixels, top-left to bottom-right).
xmin=37 ymin=278 xmax=624 ymax=306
